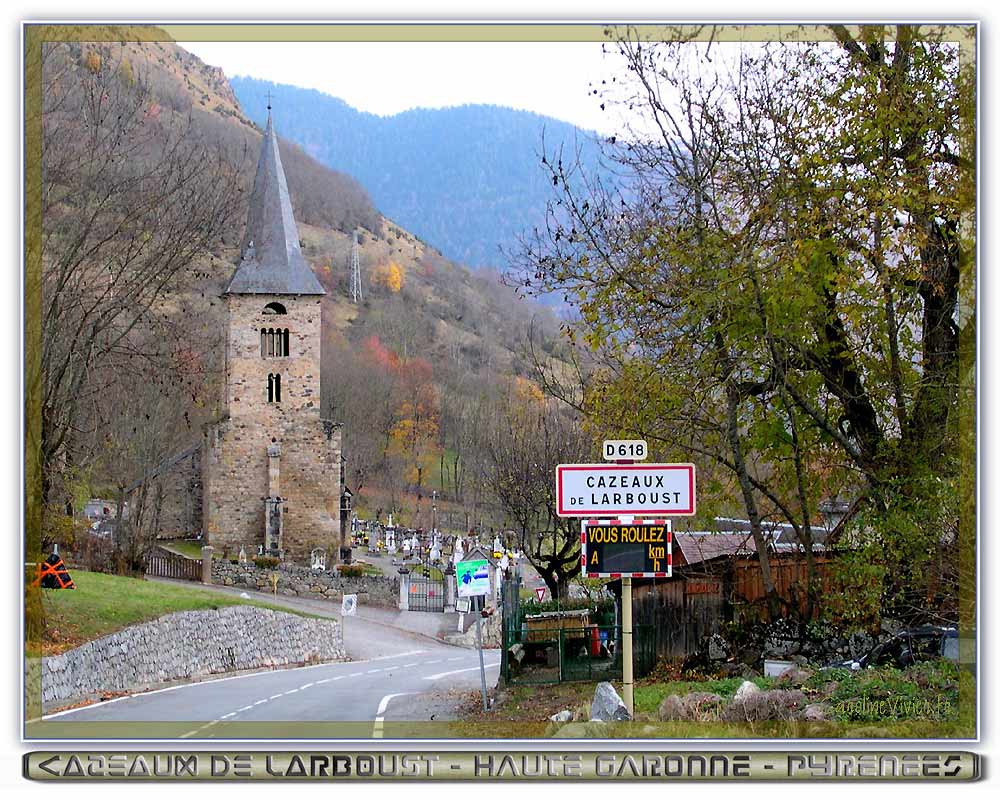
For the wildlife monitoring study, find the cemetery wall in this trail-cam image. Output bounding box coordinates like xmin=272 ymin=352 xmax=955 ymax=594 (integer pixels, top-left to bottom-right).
xmin=212 ymin=560 xmax=399 ymax=608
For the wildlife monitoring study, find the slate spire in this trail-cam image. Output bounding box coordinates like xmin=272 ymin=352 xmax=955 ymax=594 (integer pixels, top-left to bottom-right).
xmin=226 ymin=108 xmax=325 ymax=296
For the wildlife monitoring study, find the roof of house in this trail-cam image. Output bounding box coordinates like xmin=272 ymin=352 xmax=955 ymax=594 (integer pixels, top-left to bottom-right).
xmin=225 ymin=111 xmax=326 ymax=297
xmin=673 ymin=531 xmax=758 ymax=565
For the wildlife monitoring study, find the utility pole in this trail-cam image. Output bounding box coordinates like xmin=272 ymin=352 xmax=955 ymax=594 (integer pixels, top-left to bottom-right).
xmin=350 ymin=229 xmax=363 ymax=303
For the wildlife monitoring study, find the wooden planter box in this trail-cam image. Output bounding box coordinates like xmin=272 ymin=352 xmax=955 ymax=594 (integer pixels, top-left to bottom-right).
xmin=523 ymin=609 xmax=591 ymax=643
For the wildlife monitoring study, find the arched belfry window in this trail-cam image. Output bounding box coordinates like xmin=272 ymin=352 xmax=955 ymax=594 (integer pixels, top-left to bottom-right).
xmin=267 ymin=373 xmax=282 ymax=403
xmin=263 ymin=302 xmax=287 ymax=315
xmin=260 ymin=327 xmax=291 ymax=357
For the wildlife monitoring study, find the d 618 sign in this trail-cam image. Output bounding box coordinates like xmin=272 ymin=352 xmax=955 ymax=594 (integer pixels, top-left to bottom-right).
xmin=602 ymin=439 xmax=647 ymax=460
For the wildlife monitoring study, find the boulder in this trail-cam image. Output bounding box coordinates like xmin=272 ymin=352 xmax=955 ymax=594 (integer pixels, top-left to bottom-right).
xmin=706 ymin=634 xmax=730 ymax=661
xmin=777 ymin=666 xmax=813 ymax=686
xmin=801 ymin=702 xmax=833 ymax=722
xmin=723 ymin=688 xmax=807 ymax=722
xmin=591 ymin=682 xmax=631 ymax=722
xmin=732 ymin=680 xmax=761 ymax=703
xmin=657 ymin=692 xmax=723 ymax=721
xmin=657 ymin=695 xmax=686 ymax=721
xmin=549 ymin=709 xmax=573 ymax=723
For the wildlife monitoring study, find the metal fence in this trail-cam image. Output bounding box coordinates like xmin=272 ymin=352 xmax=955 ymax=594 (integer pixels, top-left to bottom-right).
xmin=500 ymin=571 xmax=656 ymax=685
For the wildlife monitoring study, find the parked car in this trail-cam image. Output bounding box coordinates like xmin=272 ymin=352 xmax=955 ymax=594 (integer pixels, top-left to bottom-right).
xmin=837 ymin=625 xmax=958 ymax=670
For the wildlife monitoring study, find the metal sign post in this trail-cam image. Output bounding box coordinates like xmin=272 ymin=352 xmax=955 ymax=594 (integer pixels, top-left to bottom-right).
xmin=554 ymin=442 xmax=693 ymax=719
xmin=475 ymin=614 xmax=489 ymax=712
xmin=457 ymin=554 xmax=491 ymax=712
xmin=622 ymin=577 xmax=633 ymax=715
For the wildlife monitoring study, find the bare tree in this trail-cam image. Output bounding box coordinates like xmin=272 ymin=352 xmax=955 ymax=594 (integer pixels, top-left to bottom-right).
xmin=39 ymin=43 xmax=246 ymax=507
xmin=477 ymin=382 xmax=596 ymax=599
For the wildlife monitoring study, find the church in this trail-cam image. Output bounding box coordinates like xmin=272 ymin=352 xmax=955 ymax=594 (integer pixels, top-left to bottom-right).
xmin=145 ymin=109 xmax=346 ymax=564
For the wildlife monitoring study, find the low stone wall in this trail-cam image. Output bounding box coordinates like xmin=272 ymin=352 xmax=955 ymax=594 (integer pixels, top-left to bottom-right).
xmin=443 ymin=613 xmax=502 ymax=650
xmin=212 ymin=560 xmax=398 ymax=608
xmin=42 ymin=606 xmax=344 ymax=706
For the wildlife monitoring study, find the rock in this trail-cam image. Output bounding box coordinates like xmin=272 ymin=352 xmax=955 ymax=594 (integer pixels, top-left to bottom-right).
xmin=707 ymin=634 xmax=729 ymax=661
xmin=549 ymin=709 xmax=573 ymax=723
xmin=777 ymin=666 xmax=813 ymax=686
xmin=591 ymin=681 xmax=631 ymax=722
xmin=723 ymin=688 xmax=807 ymax=723
xmin=239 ymin=592 xmax=250 ymax=599
xmin=657 ymin=692 xmax=723 ymax=721
xmin=733 ymin=680 xmax=761 ymax=703
xmin=657 ymin=695 xmax=686 ymax=721
xmin=801 ymin=702 xmax=832 ymax=721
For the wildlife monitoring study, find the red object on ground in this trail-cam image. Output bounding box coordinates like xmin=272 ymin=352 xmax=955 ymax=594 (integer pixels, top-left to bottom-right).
xmin=590 ymin=625 xmax=601 ymax=656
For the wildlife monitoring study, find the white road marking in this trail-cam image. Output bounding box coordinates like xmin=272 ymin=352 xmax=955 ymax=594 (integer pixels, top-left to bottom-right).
xmin=423 ymin=663 xmax=500 ymax=681
xmin=38 ymin=650 xmax=432 ymax=721
xmin=366 ymin=669 xmax=382 ymax=674
xmin=253 ymin=699 xmax=268 ymax=706
xmin=300 ymin=683 xmax=314 ymax=690
xmin=284 ymin=689 xmax=298 ymax=695
xmin=447 ymin=657 xmax=463 ymax=662
xmin=371 ymin=650 xmax=427 ymax=661
xmin=372 ymin=692 xmax=414 ymax=739
xmin=220 ymin=712 xmax=236 ymax=719
xmin=269 ymin=694 xmax=283 ymax=700
xmin=402 ymin=663 xmax=418 ymax=668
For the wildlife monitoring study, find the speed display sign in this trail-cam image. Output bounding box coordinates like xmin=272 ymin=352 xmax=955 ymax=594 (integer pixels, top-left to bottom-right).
xmin=581 ymin=518 xmax=673 ymax=578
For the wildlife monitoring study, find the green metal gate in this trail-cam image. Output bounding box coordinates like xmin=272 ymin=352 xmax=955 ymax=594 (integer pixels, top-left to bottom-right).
xmin=500 ymin=572 xmax=656 ymax=685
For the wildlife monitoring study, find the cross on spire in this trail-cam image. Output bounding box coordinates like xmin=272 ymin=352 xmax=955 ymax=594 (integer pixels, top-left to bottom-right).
xmin=265 ymin=90 xmax=273 ymax=111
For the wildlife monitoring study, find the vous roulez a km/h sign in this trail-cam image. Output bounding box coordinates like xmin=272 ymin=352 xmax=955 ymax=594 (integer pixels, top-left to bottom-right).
xmin=582 ymin=519 xmax=673 ymax=578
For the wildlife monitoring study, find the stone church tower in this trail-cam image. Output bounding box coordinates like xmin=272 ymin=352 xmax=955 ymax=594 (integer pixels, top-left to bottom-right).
xmin=201 ymin=109 xmax=344 ymax=563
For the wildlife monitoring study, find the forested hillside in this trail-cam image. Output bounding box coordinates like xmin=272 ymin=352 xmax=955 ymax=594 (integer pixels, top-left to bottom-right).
xmin=229 ymin=77 xmax=608 ymax=269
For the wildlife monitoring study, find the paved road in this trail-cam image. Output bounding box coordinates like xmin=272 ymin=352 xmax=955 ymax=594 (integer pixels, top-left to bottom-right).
xmin=38 ymin=583 xmax=499 ymax=736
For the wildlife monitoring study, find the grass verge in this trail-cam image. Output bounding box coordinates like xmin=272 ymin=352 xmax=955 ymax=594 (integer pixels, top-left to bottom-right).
xmin=31 ymin=569 xmax=319 ymax=657
xmin=456 ymin=659 xmax=974 ymax=739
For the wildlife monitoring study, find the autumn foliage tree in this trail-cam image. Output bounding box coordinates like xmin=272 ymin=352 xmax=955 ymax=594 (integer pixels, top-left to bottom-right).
xmin=515 ymin=25 xmax=974 ymax=625
xmin=371 ymin=259 xmax=405 ymax=293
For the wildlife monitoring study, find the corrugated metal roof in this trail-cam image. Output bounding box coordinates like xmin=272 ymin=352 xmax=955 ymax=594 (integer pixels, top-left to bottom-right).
xmin=226 ymin=112 xmax=326 ymax=296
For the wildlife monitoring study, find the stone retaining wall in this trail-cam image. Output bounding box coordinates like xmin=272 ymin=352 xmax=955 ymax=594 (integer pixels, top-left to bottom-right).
xmin=212 ymin=560 xmax=398 ymax=608
xmin=42 ymin=605 xmax=344 ymax=706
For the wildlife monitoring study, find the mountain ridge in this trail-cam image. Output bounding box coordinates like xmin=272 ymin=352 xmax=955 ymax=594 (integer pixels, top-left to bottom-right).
xmin=229 ymin=76 xmax=608 ymax=269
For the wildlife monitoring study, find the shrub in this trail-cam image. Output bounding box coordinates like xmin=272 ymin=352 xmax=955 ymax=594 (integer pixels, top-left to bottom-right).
xmin=337 ymin=564 xmax=365 ymax=578
xmin=253 ymin=556 xmax=280 ymax=570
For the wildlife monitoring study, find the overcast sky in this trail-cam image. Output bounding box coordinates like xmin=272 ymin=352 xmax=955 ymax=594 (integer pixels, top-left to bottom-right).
xmin=181 ymin=40 xmax=630 ymax=135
